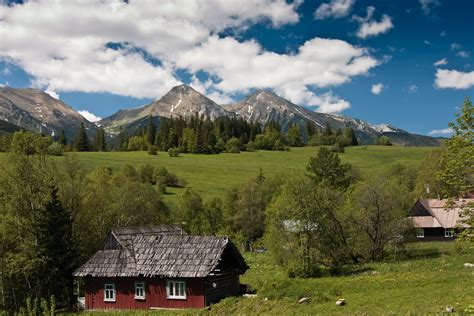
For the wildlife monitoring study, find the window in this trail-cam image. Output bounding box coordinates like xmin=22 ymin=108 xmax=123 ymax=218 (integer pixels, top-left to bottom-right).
xmin=166 ymin=280 xmax=186 ymax=299
xmin=416 ymin=228 xmax=424 ymax=238
xmin=445 ymin=228 xmax=454 ymax=238
xmin=135 ymin=281 xmax=145 ymax=300
xmin=104 ymin=283 xmax=116 ymax=302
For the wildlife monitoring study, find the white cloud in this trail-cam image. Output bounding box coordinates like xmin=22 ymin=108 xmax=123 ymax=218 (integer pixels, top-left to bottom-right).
xmin=440 ymin=31 xmax=447 ymax=37
xmin=419 ymin=0 xmax=440 ymax=15
xmin=451 ymin=43 xmax=462 ymax=51
xmin=44 ymin=89 xmax=59 ymax=99
xmin=78 ymin=110 xmax=102 ymax=123
xmin=435 ymin=69 xmax=474 ymax=89
xmin=371 ymin=83 xmax=384 ymax=95
xmin=0 ymin=0 xmax=378 ymax=114
xmin=456 ymin=51 xmax=470 ymax=58
xmin=176 ymin=36 xmax=377 ymax=112
xmin=428 ymin=127 xmax=453 ymax=135
xmin=433 ymin=58 xmax=447 ymax=67
xmin=0 ymin=0 xmax=300 ymax=99
xmin=424 ymin=40 xmax=432 ymax=45
xmin=354 ymin=7 xmax=394 ymax=39
xmin=408 ymin=84 xmax=418 ymax=93
xmin=314 ymin=0 xmax=355 ymax=20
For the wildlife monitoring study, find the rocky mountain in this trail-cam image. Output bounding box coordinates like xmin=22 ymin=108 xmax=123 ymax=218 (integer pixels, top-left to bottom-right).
xmin=99 ymin=85 xmax=441 ymax=146
xmin=100 ymin=84 xmax=232 ymax=135
xmin=0 ymin=87 xmax=98 ymax=140
xmin=224 ymin=90 xmax=442 ymax=146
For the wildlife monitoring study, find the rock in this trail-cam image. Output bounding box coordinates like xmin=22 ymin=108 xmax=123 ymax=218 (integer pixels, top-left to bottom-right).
xmin=336 ymin=299 xmax=346 ymax=306
xmin=298 ymin=297 xmax=310 ymax=304
xmin=445 ymin=306 xmax=455 ymax=313
xmin=464 ymin=263 xmax=474 ymax=268
xmin=243 ymin=294 xmax=257 ymax=298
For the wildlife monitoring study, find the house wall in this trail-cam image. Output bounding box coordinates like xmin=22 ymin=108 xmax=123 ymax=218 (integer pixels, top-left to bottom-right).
xmin=411 ymin=228 xmax=455 ymax=242
xmin=84 ymin=276 xmax=205 ymax=310
xmin=204 ymin=272 xmax=240 ymax=305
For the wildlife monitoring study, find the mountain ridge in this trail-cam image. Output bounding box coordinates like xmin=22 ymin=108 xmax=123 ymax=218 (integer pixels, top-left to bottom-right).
xmin=0 ymin=87 xmax=98 ymax=140
xmin=98 ymin=84 xmax=442 ymax=146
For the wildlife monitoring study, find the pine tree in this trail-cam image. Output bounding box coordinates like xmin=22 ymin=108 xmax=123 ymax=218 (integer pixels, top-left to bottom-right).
xmin=146 ymin=115 xmax=156 ymax=145
xmin=59 ymin=130 xmax=67 ymax=146
xmin=95 ymin=128 xmax=106 ymax=152
xmin=35 ymin=187 xmax=75 ymax=306
xmin=75 ymin=123 xmax=89 ymax=151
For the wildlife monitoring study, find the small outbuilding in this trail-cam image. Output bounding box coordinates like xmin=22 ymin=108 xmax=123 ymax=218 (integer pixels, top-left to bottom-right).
xmin=408 ymin=198 xmax=472 ymax=241
xmin=74 ymin=225 xmax=248 ymax=310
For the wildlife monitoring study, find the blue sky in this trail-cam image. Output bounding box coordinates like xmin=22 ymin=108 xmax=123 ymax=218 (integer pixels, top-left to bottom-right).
xmin=0 ymin=0 xmax=472 ymax=135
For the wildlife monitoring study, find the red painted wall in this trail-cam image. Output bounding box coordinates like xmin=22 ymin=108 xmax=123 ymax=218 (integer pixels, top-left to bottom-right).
xmin=84 ymin=276 xmax=205 ymax=310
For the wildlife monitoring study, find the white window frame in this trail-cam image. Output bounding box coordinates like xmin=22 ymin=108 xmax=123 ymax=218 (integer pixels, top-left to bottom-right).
xmin=134 ymin=281 xmax=145 ymax=300
xmin=416 ymin=228 xmax=424 ymax=238
xmin=104 ymin=283 xmax=116 ymax=302
xmin=444 ymin=228 xmax=454 ymax=238
xmin=166 ymin=280 xmax=186 ymax=300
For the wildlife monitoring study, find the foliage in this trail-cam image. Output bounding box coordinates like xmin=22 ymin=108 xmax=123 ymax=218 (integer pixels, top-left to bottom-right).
xmin=265 ymin=174 xmax=354 ymax=276
xmin=375 ymin=135 xmax=392 ymax=146
xmin=10 ymin=130 xmax=52 ymax=156
xmin=306 ymin=146 xmax=354 ymax=190
xmin=167 ymin=147 xmax=180 ymax=157
xmin=75 ymin=123 xmax=89 ymax=152
xmin=287 ymin=124 xmax=303 ymax=147
xmin=47 ymin=142 xmax=63 ymax=156
xmin=437 ymin=97 xmax=473 ymax=198
xmin=94 ymin=127 xmax=106 ymax=152
xmin=346 ymin=173 xmax=412 ymax=261
xmin=148 ymin=145 xmax=157 ymax=155
xmin=127 ymin=135 xmax=148 ymax=151
xmin=226 ymin=137 xmax=241 ymax=153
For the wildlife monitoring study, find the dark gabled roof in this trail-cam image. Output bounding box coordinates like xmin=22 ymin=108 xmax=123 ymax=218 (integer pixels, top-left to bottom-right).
xmin=74 ymin=226 xmax=248 ymax=278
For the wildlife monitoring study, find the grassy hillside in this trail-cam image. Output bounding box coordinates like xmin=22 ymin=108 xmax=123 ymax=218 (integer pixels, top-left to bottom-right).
xmin=0 ymin=146 xmax=433 ymax=203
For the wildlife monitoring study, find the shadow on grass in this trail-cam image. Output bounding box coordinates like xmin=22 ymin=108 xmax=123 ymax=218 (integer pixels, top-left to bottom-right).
xmin=332 ymin=265 xmax=374 ymax=277
xmin=384 ymin=245 xmax=443 ymax=262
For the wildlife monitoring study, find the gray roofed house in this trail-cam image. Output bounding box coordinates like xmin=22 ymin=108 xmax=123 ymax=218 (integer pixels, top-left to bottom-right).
xmin=74 ymin=226 xmax=248 ymax=310
xmin=409 ymin=198 xmax=473 ymax=241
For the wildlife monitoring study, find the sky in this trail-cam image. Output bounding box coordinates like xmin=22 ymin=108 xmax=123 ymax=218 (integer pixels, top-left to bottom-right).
xmin=0 ymin=0 xmax=473 ymax=135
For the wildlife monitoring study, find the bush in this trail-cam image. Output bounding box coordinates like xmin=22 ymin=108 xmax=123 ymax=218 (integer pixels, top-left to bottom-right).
xmin=148 ymin=145 xmax=157 ymax=155
xmin=246 ymin=141 xmax=256 ymax=152
xmin=47 ymin=142 xmax=63 ymax=156
xmin=168 ymin=147 xmax=180 ymax=157
xmin=226 ymin=137 xmax=241 ymax=153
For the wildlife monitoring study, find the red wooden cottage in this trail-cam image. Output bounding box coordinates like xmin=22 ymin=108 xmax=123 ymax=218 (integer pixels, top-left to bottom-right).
xmin=73 ymin=225 xmax=248 ymax=310
xmin=409 ymin=198 xmax=473 ymax=241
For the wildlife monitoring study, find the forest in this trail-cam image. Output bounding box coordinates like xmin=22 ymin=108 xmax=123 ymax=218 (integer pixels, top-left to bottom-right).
xmin=0 ymin=98 xmax=472 ymax=314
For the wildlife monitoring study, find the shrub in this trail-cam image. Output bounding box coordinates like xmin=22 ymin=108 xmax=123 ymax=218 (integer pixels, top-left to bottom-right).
xmin=47 ymin=142 xmax=63 ymax=156
xmin=246 ymin=141 xmax=256 ymax=152
xmin=226 ymin=137 xmax=241 ymax=153
xmin=148 ymin=145 xmax=157 ymax=155
xmin=168 ymin=147 xmax=180 ymax=157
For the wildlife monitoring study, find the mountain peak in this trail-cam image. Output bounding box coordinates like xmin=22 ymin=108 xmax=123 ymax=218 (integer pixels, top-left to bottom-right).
xmin=170 ymin=84 xmax=194 ymax=93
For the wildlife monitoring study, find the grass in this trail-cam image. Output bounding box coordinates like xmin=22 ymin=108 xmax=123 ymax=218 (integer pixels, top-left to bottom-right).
xmin=74 ymin=242 xmax=474 ymax=315
xmin=0 ymin=146 xmax=433 ymax=204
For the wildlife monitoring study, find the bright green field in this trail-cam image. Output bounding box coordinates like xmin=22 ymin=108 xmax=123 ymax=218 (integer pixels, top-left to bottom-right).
xmin=0 ymin=146 xmax=432 ymax=203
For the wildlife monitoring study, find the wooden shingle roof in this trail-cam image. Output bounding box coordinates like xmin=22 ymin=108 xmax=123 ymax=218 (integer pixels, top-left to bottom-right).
xmin=74 ymin=226 xmax=248 ymax=278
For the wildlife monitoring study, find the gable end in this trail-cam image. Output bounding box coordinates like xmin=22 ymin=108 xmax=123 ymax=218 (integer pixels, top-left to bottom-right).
xmin=410 ymin=200 xmax=431 ymax=216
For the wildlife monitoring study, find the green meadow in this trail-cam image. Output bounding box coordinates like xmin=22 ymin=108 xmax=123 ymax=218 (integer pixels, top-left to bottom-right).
xmin=0 ymin=146 xmax=432 ymax=203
